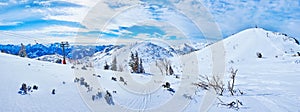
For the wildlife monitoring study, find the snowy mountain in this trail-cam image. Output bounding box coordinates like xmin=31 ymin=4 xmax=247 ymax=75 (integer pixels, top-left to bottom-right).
xmin=223 ymin=28 xmax=300 ymax=63
xmin=188 ymin=28 xmax=300 ymax=111
xmin=0 ymin=43 xmax=122 ymax=60
xmin=131 ymin=42 xmax=175 ymax=63
xmin=35 ymin=54 xmax=64 ymax=64
xmin=0 ymin=28 xmax=300 ymax=111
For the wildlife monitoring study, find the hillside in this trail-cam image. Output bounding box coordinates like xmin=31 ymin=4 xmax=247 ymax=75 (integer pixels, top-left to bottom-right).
xmin=0 ymin=28 xmax=300 ymax=111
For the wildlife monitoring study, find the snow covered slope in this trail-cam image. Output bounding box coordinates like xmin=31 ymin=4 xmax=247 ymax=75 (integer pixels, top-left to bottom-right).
xmin=184 ymin=28 xmax=300 ymax=111
xmin=0 ymin=28 xmax=300 ymax=112
xmin=0 ymin=52 xmax=182 ymax=111
xmin=223 ymin=28 xmax=300 ymax=62
xmin=0 ymin=53 xmax=90 ymax=112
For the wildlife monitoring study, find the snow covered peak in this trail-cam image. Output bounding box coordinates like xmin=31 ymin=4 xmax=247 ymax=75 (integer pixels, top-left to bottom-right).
xmin=131 ymin=41 xmax=175 ymax=63
xmin=222 ymin=28 xmax=300 ymax=62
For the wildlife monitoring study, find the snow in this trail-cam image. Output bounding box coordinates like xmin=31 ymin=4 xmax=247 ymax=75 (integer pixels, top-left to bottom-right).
xmin=0 ymin=53 xmax=90 ymax=112
xmin=0 ymin=28 xmax=300 ymax=111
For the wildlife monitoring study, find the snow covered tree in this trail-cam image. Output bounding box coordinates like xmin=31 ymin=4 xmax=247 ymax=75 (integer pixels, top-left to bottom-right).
xmin=129 ymin=52 xmax=136 ymax=73
xmin=138 ymin=58 xmax=145 ymax=73
xmin=111 ymin=56 xmax=117 ymax=71
xmin=129 ymin=51 xmax=144 ymax=73
xmin=133 ymin=51 xmax=139 ymax=72
xmin=129 ymin=51 xmax=145 ymax=73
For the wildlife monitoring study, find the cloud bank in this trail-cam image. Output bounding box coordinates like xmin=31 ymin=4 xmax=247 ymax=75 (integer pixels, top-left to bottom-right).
xmin=0 ymin=0 xmax=299 ymax=42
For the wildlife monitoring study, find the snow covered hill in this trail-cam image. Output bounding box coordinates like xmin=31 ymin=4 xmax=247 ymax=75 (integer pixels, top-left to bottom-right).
xmin=0 ymin=28 xmax=300 ymax=112
xmin=0 ymin=53 xmax=90 ymax=112
xmin=223 ymin=28 xmax=300 ymax=62
xmin=184 ymin=28 xmax=300 ymax=111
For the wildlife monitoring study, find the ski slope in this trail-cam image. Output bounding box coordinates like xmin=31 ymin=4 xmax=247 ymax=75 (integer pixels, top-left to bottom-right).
xmin=0 ymin=28 xmax=300 ymax=111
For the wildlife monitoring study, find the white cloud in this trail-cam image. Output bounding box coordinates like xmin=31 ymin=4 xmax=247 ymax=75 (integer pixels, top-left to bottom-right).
xmin=1 ymin=0 xmax=299 ymax=41
xmin=0 ymin=21 xmax=22 ymax=26
xmin=43 ymin=7 xmax=90 ymax=23
xmin=0 ymin=2 xmax=8 ymax=6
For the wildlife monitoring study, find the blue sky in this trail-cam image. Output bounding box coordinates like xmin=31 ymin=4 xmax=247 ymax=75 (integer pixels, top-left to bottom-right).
xmin=0 ymin=0 xmax=300 ymax=41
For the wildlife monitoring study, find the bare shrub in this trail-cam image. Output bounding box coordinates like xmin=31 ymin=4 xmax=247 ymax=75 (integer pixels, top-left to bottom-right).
xmin=193 ymin=75 xmax=225 ymax=96
xmin=228 ymin=68 xmax=238 ymax=96
xmin=209 ymin=76 xmax=225 ymax=96
xmin=218 ymin=98 xmax=243 ymax=110
xmin=192 ymin=75 xmax=210 ymax=90
xmin=155 ymin=58 xmax=172 ymax=75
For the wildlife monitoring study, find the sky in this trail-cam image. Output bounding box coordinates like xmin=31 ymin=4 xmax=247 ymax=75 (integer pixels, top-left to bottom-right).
xmin=0 ymin=0 xmax=300 ymax=43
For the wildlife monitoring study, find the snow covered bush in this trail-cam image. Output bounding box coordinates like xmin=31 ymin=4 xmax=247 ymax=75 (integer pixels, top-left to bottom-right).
xmin=52 ymin=89 xmax=55 ymax=95
xmin=74 ymin=77 xmax=79 ymax=83
xmin=119 ymin=77 xmax=124 ymax=82
xmin=111 ymin=77 xmax=117 ymax=81
xmin=33 ymin=85 xmax=38 ymax=90
xmin=19 ymin=83 xmax=28 ymax=95
xmin=81 ymin=66 xmax=87 ymax=70
xmin=92 ymin=91 xmax=102 ymax=101
xmin=79 ymin=77 xmax=85 ymax=85
xmin=111 ymin=56 xmax=117 ymax=71
xmin=104 ymin=61 xmax=109 ymax=70
xmin=55 ymin=59 xmax=62 ymax=64
xmin=162 ymin=82 xmax=175 ymax=94
xmin=104 ymin=91 xmax=114 ymax=105
xmin=162 ymin=82 xmax=171 ymax=88
xmin=256 ymin=52 xmax=262 ymax=58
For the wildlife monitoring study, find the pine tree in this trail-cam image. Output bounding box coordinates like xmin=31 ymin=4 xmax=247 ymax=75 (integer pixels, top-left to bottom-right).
xmin=128 ymin=51 xmax=145 ymax=73
xmin=169 ymin=65 xmax=174 ymax=75
xmin=111 ymin=56 xmax=117 ymax=71
xmin=134 ymin=51 xmax=139 ymax=73
xmin=129 ymin=53 xmax=133 ymax=69
xmin=139 ymin=58 xmax=145 ymax=73
xmin=129 ymin=52 xmax=135 ymax=73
